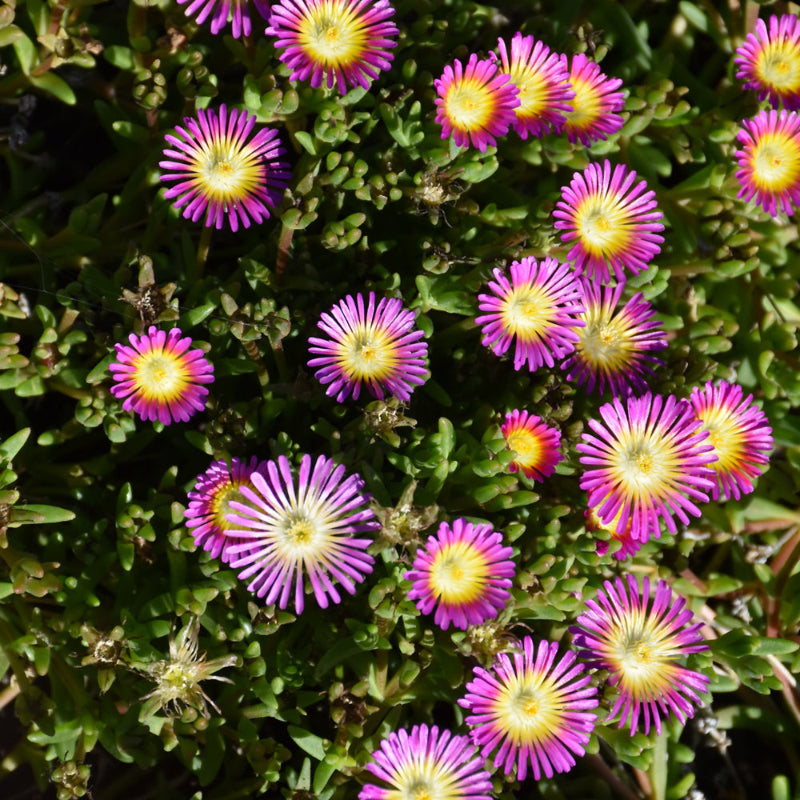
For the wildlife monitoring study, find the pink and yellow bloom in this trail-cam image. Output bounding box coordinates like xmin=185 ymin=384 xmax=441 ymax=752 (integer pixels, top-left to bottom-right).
xmin=459 ymin=637 xmax=599 ymax=781
xmin=225 ymin=454 xmax=379 ymax=613
xmin=734 ymin=108 xmax=800 ymax=217
xmin=476 ymin=256 xmax=585 ymax=371
xmin=109 ymin=326 xmax=214 ymax=425
xmin=689 ymin=380 xmax=773 ymax=501
xmin=585 ymin=497 xmax=644 ymax=560
xmin=405 ymin=519 xmax=515 ymax=631
xmin=735 ymin=14 xmax=800 ymax=110
xmin=178 ymin=0 xmax=270 ymax=38
xmin=561 ymin=278 xmax=667 ymax=396
xmin=556 ymin=53 xmax=624 ymax=145
xmin=501 ymin=409 xmax=563 ymax=482
xmin=359 ymin=724 xmax=493 ymax=800
xmin=572 ymin=575 xmax=710 ymax=736
xmin=494 ymin=33 xmax=574 ymax=139
xmin=434 ymin=53 xmax=520 ymax=152
xmin=554 ymin=160 xmax=665 ymax=284
xmin=266 ymin=0 xmax=398 ymax=94
xmin=308 ymin=292 xmax=428 ymax=403
xmin=159 ymin=104 xmax=291 ymax=231
xmin=577 ymin=393 xmax=717 ymax=542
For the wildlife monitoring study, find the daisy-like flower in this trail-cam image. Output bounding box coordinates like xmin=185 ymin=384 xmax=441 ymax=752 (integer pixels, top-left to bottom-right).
xmin=266 ymin=0 xmax=399 ymax=95
xmin=185 ymin=457 xmax=268 ymax=563
xmin=735 ymin=14 xmax=800 ymax=111
xmin=459 ymin=637 xmax=599 ymax=781
xmin=159 ymin=104 xmax=291 ymax=231
xmin=556 ymin=52 xmax=625 ymax=146
xmin=734 ymin=108 xmax=800 ymax=216
xmin=308 ymin=292 xmax=428 ymax=403
xmin=360 ymin=724 xmax=493 ymax=800
xmin=476 ymin=256 xmax=585 ymax=371
xmin=405 ymin=519 xmax=515 ymax=631
xmin=577 ymin=392 xmax=718 ymax=542
xmin=434 ymin=53 xmax=520 ymax=152
xmin=501 ymin=409 xmax=563 ymax=482
xmin=571 ymin=575 xmax=710 ymax=736
xmin=585 ymin=497 xmax=644 ymax=560
xmin=177 ymin=0 xmax=270 ymax=38
xmin=109 ymin=326 xmax=214 ymax=425
xmin=560 ymin=278 xmax=667 ymax=395
xmin=689 ymin=380 xmax=773 ymax=501
xmin=225 ymin=454 xmax=379 ymax=612
xmin=494 ymin=33 xmax=574 ymax=139
xmin=554 ymin=160 xmax=665 ymax=284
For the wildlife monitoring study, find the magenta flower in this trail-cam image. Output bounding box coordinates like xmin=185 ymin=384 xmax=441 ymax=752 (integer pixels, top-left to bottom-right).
xmin=735 ymin=14 xmax=800 ymax=110
xmin=555 ymin=52 xmax=624 ymax=145
xmin=585 ymin=497 xmax=644 ymax=561
xmin=577 ymin=393 xmax=718 ymax=543
xmin=572 ymin=575 xmax=710 ymax=736
xmin=554 ymin=160 xmax=665 ymax=284
xmin=185 ymin=457 xmax=269 ymax=562
xmin=359 ymin=724 xmax=493 ymax=800
xmin=476 ymin=256 xmax=585 ymax=371
xmin=308 ymin=293 xmax=428 ymax=403
xmin=501 ymin=409 xmax=562 ymax=482
xmin=560 ymin=277 xmax=667 ymax=396
xmin=405 ymin=519 xmax=515 ymax=631
xmin=494 ymin=33 xmax=574 ymax=139
xmin=109 ymin=326 xmax=214 ymax=425
xmin=434 ymin=53 xmax=520 ymax=152
xmin=734 ymin=109 xmax=800 ymax=217
xmin=159 ymin=104 xmax=291 ymax=231
xmin=225 ymin=454 xmax=378 ymax=612
xmin=266 ymin=0 xmax=398 ymax=94
xmin=459 ymin=637 xmax=599 ymax=781
xmin=177 ymin=0 xmax=270 ymax=38
xmin=689 ymin=380 xmax=773 ymax=501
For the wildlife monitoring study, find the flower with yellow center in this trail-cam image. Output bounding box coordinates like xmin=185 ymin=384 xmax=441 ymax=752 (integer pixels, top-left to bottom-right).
xmin=500 ymin=409 xmax=562 ymax=482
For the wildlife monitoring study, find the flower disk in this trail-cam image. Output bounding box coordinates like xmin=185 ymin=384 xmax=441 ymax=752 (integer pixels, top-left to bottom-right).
xmin=577 ymin=393 xmax=718 ymax=542
xmin=266 ymin=0 xmax=398 ymax=94
xmin=308 ymin=292 xmax=428 ymax=403
xmin=734 ymin=108 xmax=800 ymax=217
xmin=225 ymin=454 xmax=379 ymax=612
xmin=476 ymin=256 xmax=585 ymax=371
xmin=571 ymin=575 xmax=710 ymax=736
xmin=735 ymin=14 xmax=800 ymax=110
xmin=554 ymin=160 xmax=665 ymax=284
xmin=561 ymin=278 xmax=667 ymax=396
xmin=434 ymin=53 xmax=520 ymax=152
xmin=159 ymin=104 xmax=291 ymax=231
xmin=405 ymin=518 xmax=515 ymax=631
xmin=177 ymin=0 xmax=270 ymax=38
xmin=501 ymin=409 xmax=563 ymax=482
xmin=459 ymin=637 xmax=599 ymax=781
xmin=689 ymin=380 xmax=773 ymax=501
xmin=109 ymin=326 xmax=214 ymax=425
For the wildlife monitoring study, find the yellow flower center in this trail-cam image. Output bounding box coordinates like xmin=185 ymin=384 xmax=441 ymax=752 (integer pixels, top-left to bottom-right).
xmin=697 ymin=411 xmax=741 ymax=476
xmin=751 ymin=132 xmax=800 ymax=192
xmin=611 ymin=625 xmax=682 ymax=702
xmin=137 ymin=353 xmax=187 ymax=399
xmin=429 ymin=542 xmax=488 ymax=606
xmin=575 ymin=197 xmax=632 ymax=257
xmin=200 ymin=144 xmax=262 ymax=206
xmin=562 ymin=75 xmax=599 ymax=128
xmin=299 ymin=3 xmax=367 ymax=67
xmin=758 ymin=41 xmax=800 ymax=91
xmin=212 ymin=484 xmax=247 ymax=532
xmin=339 ymin=327 xmax=398 ymax=382
xmin=445 ymin=79 xmax=495 ymax=131
xmin=500 ymin=284 xmax=554 ymax=340
xmin=506 ymin=67 xmax=546 ymax=117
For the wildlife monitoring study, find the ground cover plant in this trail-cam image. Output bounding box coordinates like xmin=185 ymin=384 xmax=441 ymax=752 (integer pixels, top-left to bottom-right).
xmin=2 ymin=0 xmax=800 ymax=798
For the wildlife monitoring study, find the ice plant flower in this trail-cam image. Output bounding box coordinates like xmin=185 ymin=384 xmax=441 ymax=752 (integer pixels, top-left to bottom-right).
xmin=459 ymin=637 xmax=599 ymax=781
xmin=501 ymin=409 xmax=563 ymax=481
xmin=109 ymin=326 xmax=214 ymax=425
xmin=494 ymin=33 xmax=574 ymax=139
xmin=434 ymin=53 xmax=520 ymax=152
xmin=308 ymin=292 xmax=428 ymax=403
xmin=556 ymin=52 xmax=624 ymax=145
xmin=225 ymin=454 xmax=379 ymax=612
xmin=177 ymin=0 xmax=270 ymax=38
xmin=266 ymin=0 xmax=399 ymax=94
xmin=689 ymin=380 xmax=773 ymax=501
xmin=585 ymin=496 xmax=644 ymax=560
xmin=185 ymin=457 xmax=269 ymax=563
xmin=554 ymin=160 xmax=665 ymax=284
xmin=577 ymin=392 xmax=718 ymax=542
xmin=360 ymin=723 xmax=493 ymax=800
xmin=560 ymin=278 xmax=667 ymax=395
xmin=571 ymin=575 xmax=710 ymax=736
xmin=735 ymin=14 xmax=800 ymax=111
xmin=159 ymin=104 xmax=291 ymax=231
xmin=476 ymin=256 xmax=585 ymax=371
xmin=405 ymin=519 xmax=515 ymax=631
xmin=734 ymin=108 xmax=800 ymax=217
